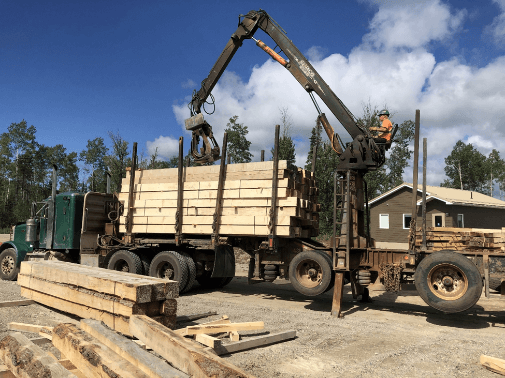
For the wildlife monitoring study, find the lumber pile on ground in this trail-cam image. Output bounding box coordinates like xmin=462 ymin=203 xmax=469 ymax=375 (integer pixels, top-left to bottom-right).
xmin=18 ymin=260 xmax=178 ymax=336
xmin=119 ymin=161 xmax=320 ymax=238
xmin=481 ymin=355 xmax=505 ymax=375
xmin=415 ymin=227 xmax=505 ymax=252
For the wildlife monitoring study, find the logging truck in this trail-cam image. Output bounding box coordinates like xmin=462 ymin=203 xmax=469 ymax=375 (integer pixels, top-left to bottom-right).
xmin=2 ymin=9 xmax=504 ymax=317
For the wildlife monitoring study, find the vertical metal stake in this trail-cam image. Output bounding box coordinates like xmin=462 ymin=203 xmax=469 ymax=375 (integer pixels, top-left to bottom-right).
xmin=175 ymin=137 xmax=184 ymax=245
xmin=212 ymin=133 xmax=228 ymax=246
xmin=421 ymin=138 xmax=427 ymax=251
xmin=268 ymin=125 xmax=280 ymax=251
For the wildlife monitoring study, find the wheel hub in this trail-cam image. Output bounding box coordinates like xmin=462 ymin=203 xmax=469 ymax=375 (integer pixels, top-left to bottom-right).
xmin=295 ymin=259 xmax=323 ymax=289
xmin=427 ymin=264 xmax=468 ymax=300
xmin=1 ymin=256 xmax=14 ymax=274
xmin=161 ymin=264 xmax=174 ymax=280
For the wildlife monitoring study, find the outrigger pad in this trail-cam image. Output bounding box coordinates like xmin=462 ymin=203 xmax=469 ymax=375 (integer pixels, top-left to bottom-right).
xmin=211 ymin=245 xmax=235 ymax=278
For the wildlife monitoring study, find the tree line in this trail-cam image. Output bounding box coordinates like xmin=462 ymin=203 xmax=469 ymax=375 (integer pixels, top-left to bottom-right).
xmin=2 ymin=106 xmax=503 ymax=235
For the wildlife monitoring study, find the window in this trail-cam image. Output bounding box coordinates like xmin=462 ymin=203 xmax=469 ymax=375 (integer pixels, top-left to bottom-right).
xmin=403 ymin=214 xmax=412 ymax=229
xmin=432 ymin=213 xmax=445 ymax=227
xmin=379 ymin=214 xmax=389 ymax=229
xmin=457 ymin=214 xmax=464 ymax=228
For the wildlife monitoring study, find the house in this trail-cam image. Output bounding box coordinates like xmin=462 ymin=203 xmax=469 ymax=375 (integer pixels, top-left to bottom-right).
xmin=369 ymin=183 xmax=505 ymax=249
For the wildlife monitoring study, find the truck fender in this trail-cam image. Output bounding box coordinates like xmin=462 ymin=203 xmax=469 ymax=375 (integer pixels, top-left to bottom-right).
xmin=0 ymin=241 xmax=31 ymax=267
xmin=211 ymin=245 xmax=235 ymax=278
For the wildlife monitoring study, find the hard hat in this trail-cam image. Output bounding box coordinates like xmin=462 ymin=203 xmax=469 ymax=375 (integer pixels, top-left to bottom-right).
xmin=378 ymin=109 xmax=390 ymax=116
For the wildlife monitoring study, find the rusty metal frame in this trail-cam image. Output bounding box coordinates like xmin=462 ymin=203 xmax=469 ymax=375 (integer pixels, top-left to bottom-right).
xmin=175 ymin=137 xmax=184 ymax=245
xmin=212 ymin=133 xmax=228 ymax=246
xmin=268 ymin=124 xmax=280 ymax=252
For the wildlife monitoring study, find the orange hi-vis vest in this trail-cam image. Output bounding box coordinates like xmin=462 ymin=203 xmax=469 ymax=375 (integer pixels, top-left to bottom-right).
xmin=380 ymin=119 xmax=393 ymax=141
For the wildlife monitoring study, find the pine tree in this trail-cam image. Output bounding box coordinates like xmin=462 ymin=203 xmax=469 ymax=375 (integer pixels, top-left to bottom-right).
xmin=224 ymin=116 xmax=252 ymax=164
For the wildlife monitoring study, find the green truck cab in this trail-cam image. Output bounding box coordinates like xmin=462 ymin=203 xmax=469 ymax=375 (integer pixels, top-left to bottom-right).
xmin=0 ymin=191 xmax=85 ymax=280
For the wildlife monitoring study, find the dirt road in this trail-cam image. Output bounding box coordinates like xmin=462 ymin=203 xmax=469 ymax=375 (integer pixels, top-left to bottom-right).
xmin=1 ymin=269 xmax=504 ymax=377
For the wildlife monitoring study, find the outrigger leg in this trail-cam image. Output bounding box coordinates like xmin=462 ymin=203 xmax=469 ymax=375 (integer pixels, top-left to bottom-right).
xmin=331 ymin=271 xmax=345 ymax=317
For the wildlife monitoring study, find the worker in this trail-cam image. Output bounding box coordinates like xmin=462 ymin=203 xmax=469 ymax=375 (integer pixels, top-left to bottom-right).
xmin=370 ymin=109 xmax=393 ymax=144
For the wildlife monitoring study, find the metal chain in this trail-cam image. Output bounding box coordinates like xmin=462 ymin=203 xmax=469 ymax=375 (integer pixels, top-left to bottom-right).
xmin=379 ymin=263 xmax=404 ymax=292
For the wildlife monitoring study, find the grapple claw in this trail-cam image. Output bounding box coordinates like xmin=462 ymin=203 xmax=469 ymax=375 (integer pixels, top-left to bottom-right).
xmin=185 ymin=114 xmax=221 ymax=164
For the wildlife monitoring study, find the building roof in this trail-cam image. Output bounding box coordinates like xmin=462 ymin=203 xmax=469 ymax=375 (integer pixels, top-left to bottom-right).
xmin=369 ymin=183 xmax=505 ymax=209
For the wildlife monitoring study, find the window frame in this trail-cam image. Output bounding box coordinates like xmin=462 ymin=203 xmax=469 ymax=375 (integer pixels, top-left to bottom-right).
xmin=403 ymin=214 xmax=412 ymax=230
xmin=379 ymin=214 xmax=389 ymax=229
xmin=457 ymin=214 xmax=464 ymax=228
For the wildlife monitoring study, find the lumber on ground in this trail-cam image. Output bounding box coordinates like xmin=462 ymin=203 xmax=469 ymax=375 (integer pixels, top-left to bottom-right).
xmin=180 ymin=321 xmax=264 ymax=336
xmin=80 ymin=319 xmax=188 ymax=378
xmin=480 ymin=355 xmax=505 ymax=375
xmin=20 ymin=260 xmax=178 ymax=303
xmin=0 ymin=332 xmax=76 ymax=378
xmin=210 ymin=330 xmax=297 ymax=356
xmin=17 ymin=274 xmax=175 ymax=317
xmin=0 ymin=300 xmax=35 ymax=308
xmin=52 ymin=323 xmax=150 ymax=378
xmin=8 ymin=322 xmax=54 ymax=334
xmin=129 ymin=315 xmax=253 ymax=378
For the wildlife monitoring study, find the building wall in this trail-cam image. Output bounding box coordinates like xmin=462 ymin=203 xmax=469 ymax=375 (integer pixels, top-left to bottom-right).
xmin=370 ymin=186 xmax=505 ymax=244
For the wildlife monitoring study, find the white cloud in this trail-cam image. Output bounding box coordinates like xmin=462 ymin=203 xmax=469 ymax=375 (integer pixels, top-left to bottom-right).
xmin=162 ymin=1 xmax=505 ymax=192
xmin=363 ymin=0 xmax=466 ymax=50
xmin=146 ymin=135 xmax=179 ymax=160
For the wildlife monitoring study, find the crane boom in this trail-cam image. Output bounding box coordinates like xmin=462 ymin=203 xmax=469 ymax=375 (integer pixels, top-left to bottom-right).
xmin=186 ymin=9 xmax=385 ymax=171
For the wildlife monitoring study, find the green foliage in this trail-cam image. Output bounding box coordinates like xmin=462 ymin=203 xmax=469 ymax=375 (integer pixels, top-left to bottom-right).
xmin=272 ymin=108 xmax=296 ymax=166
xmin=104 ymin=132 xmax=130 ymax=194
xmin=225 ymin=116 xmax=252 ymax=164
xmin=80 ymin=137 xmax=109 ymax=192
xmin=441 ymin=140 xmax=489 ymax=193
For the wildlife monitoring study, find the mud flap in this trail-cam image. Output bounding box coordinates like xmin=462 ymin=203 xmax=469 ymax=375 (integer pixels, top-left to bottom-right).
xmin=211 ymin=245 xmax=235 ymax=278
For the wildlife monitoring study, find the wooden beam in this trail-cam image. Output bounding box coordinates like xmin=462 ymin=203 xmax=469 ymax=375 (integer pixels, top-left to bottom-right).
xmin=174 ymin=315 xmax=230 ymax=336
xmin=181 ymin=322 xmax=264 ymax=336
xmin=129 ymin=315 xmax=252 ymax=378
xmin=480 ymin=355 xmax=505 ymax=375
xmin=20 ymin=260 xmax=178 ymax=303
xmin=194 ymin=334 xmax=222 ymax=349
xmin=20 ymin=287 xmax=131 ymax=336
xmin=0 ymin=332 xmax=76 ymax=378
xmin=80 ymin=319 xmax=188 ymax=378
xmin=52 ymin=323 xmax=150 ymax=378
xmin=8 ymin=322 xmax=54 ymax=334
xmin=210 ymin=330 xmax=297 ymax=356
xmin=0 ymin=300 xmax=35 ymax=308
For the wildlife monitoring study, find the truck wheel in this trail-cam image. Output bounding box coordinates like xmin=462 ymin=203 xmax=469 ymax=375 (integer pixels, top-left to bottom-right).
xmin=107 ymin=250 xmax=143 ymax=275
xmin=316 ymin=251 xmax=335 ymax=293
xmin=180 ymin=252 xmax=196 ymax=293
xmin=488 ymin=275 xmax=504 ymax=292
xmin=0 ymin=248 xmax=18 ymax=281
xmin=414 ymin=251 xmax=483 ymax=313
xmin=139 ymin=254 xmax=152 ymax=276
xmin=289 ymin=250 xmax=333 ymax=296
xmin=149 ymin=251 xmax=189 ymax=293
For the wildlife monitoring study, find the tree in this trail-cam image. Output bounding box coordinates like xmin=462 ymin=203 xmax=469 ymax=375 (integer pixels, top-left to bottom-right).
xmin=272 ymin=108 xmax=296 ymax=166
xmin=486 ymin=149 xmax=505 ymax=198
xmin=104 ymin=132 xmax=130 ymax=193
xmin=80 ymin=137 xmax=109 ymax=192
xmin=224 ymin=116 xmax=252 ymax=164
xmin=441 ymin=140 xmax=489 ymax=194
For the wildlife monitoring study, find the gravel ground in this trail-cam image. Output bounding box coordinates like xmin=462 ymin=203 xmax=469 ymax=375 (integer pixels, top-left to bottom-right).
xmin=1 ymin=259 xmax=504 ymax=377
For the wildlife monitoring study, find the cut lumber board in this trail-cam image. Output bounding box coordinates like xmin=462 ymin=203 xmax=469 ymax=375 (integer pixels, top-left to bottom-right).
xmin=175 ymin=315 xmax=231 ymax=336
xmin=480 ymin=355 xmax=505 ymax=375
xmin=194 ymin=334 xmax=222 ymax=349
xmin=80 ymin=319 xmax=188 ymax=378
xmin=0 ymin=332 xmax=76 ymax=378
xmin=129 ymin=315 xmax=253 ymax=378
xmin=0 ymin=300 xmax=35 ymax=308
xmin=123 ymin=224 xmax=296 ymax=237
xmin=8 ymin=322 xmax=53 ymax=334
xmin=52 ymin=323 xmax=151 ymax=378
xmin=211 ymin=330 xmax=297 ymax=356
xmin=181 ymin=322 xmax=264 ymax=336
xmin=20 ymin=260 xmax=178 ymax=303
xmin=18 ymin=274 xmax=174 ymax=317
xmin=176 ymin=311 xmax=218 ymax=323
xmin=20 ymin=287 xmax=131 ymax=336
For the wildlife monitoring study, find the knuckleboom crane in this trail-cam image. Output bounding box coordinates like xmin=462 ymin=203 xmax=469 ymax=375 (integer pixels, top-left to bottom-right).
xmin=185 ymin=9 xmax=389 ymax=314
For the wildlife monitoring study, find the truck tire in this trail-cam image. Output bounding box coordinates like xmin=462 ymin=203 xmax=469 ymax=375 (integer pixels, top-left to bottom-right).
xmin=139 ymin=254 xmax=152 ymax=276
xmin=316 ymin=251 xmax=335 ymax=293
xmin=149 ymin=251 xmax=189 ymax=294
xmin=414 ymin=250 xmax=483 ymax=313
xmin=289 ymin=250 xmax=333 ymax=296
xmin=0 ymin=248 xmax=18 ymax=281
xmin=488 ymin=275 xmax=504 ymax=292
xmin=180 ymin=252 xmax=196 ymax=294
xmin=107 ymin=250 xmax=143 ymax=275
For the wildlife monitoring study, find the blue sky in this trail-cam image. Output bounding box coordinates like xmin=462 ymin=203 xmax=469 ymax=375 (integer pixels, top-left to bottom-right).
xmin=2 ymin=0 xmax=505 ymax=191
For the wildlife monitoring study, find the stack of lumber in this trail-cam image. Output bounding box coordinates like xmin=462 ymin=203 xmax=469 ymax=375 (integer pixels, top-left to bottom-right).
xmin=415 ymin=227 xmax=505 ymax=252
xmin=119 ymin=160 xmax=320 ymax=238
xmin=18 ymin=260 xmax=178 ymax=336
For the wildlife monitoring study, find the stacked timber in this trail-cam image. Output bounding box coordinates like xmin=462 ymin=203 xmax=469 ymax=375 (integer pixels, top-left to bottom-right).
xmin=415 ymin=227 xmax=505 ymax=252
xmin=119 ymin=160 xmax=320 ymax=238
xmin=18 ymin=261 xmax=178 ymax=336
